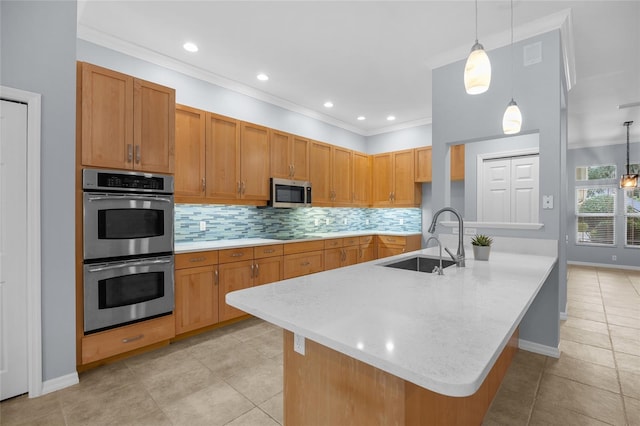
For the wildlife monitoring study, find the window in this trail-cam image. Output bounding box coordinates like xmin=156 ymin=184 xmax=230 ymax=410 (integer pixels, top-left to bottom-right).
xmin=576 ymin=187 xmax=616 ymax=245
xmin=625 ymin=188 xmax=640 ymax=247
xmin=575 ymin=165 xmax=616 ymax=181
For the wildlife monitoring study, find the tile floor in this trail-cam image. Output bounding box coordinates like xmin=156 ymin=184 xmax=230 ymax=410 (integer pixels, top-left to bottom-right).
xmin=2 ymin=265 xmax=639 ymax=425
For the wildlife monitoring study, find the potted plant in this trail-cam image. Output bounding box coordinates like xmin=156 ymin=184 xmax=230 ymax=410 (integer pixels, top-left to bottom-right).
xmin=471 ymin=234 xmax=493 ymax=261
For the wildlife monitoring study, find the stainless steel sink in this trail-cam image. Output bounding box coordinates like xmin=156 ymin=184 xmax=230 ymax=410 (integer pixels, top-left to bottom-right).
xmin=382 ymin=256 xmax=456 ymax=273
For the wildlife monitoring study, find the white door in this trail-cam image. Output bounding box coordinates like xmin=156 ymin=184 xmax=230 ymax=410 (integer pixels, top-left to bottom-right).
xmin=481 ymin=158 xmax=511 ymax=222
xmin=511 ymin=156 xmax=539 ymax=223
xmin=0 ymin=99 xmax=29 ymax=400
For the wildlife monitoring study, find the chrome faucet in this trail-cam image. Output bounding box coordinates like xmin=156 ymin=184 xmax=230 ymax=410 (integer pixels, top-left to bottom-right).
xmin=428 ymin=207 xmax=465 ymax=267
xmin=425 ymin=236 xmax=444 ymax=275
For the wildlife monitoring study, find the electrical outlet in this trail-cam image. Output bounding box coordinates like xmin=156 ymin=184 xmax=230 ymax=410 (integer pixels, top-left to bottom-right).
xmin=294 ymin=333 xmax=305 ymax=355
xmin=314 ymin=218 xmax=319 ymax=226
xmin=399 ymin=218 xmax=404 ymax=225
xmin=199 ymin=221 xmax=207 ymax=231
xmin=464 ymin=227 xmax=477 ymax=235
xmin=326 ymin=218 xmax=330 ymax=225
xmin=343 ymin=218 xmax=348 ymax=225
xmin=612 ymin=255 xmax=617 ymax=261
xmin=365 ymin=219 xmax=370 ymax=225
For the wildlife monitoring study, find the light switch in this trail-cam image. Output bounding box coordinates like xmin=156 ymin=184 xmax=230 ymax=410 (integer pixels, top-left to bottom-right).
xmin=542 ymin=195 xmax=553 ymax=209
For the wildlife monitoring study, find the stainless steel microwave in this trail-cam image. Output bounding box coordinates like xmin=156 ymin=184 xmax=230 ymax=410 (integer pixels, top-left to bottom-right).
xmin=269 ymin=178 xmax=312 ymax=208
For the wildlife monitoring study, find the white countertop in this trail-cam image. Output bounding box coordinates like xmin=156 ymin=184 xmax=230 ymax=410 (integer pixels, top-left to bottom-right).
xmin=175 ymin=231 xmax=421 ymax=253
xmin=226 ymin=247 xmax=556 ymax=397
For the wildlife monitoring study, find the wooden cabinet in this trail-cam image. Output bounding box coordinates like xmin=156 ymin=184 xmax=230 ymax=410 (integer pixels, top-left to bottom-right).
xmin=175 ymin=105 xmax=206 ymax=197
xmin=78 ymin=62 xmax=175 ymax=173
xmin=253 ymin=244 xmax=284 ymax=287
xmin=372 ymin=149 xmax=421 ymax=207
xmin=376 ymin=235 xmax=421 ymax=259
xmin=218 ymin=258 xmax=254 ymax=322
xmin=324 ymin=238 xmax=358 ymax=271
xmin=352 ymin=151 xmax=372 ymax=206
xmin=283 ymin=240 xmax=325 ymax=279
xmin=270 ymin=130 xmax=310 ymax=181
xmin=205 ymin=112 xmax=241 ymax=200
xmin=415 ymin=145 xmax=465 ymax=183
xmin=175 ymin=251 xmax=219 ymax=335
xmin=309 ymin=141 xmax=353 ymax=206
xmin=240 ymin=122 xmax=270 ymax=201
xmin=357 ymin=235 xmax=376 ymax=263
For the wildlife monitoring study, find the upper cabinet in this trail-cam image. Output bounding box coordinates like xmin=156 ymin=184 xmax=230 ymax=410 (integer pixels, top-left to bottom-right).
xmin=414 ymin=144 xmax=465 ymax=183
xmin=372 ymin=149 xmax=421 ymax=207
xmin=78 ymin=62 xmax=175 ymax=173
xmin=205 ymin=113 xmax=241 ymax=200
xmin=270 ymin=130 xmax=310 ymax=181
xmin=239 ymin=122 xmax=270 ymax=201
xmin=309 ymin=141 xmax=353 ymax=206
xmin=352 ymin=151 xmax=371 ymax=206
xmin=450 ymin=144 xmax=465 ymax=181
xmin=175 ymin=105 xmax=206 ymax=197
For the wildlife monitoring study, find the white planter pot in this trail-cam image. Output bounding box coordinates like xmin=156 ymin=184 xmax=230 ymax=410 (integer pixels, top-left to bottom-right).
xmin=473 ymin=245 xmax=491 ymax=261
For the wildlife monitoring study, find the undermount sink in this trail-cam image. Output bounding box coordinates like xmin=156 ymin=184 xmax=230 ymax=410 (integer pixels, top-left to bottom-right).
xmin=382 ymin=256 xmax=456 ymax=273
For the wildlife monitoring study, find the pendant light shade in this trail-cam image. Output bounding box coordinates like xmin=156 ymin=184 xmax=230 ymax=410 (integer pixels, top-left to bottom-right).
xmin=620 ymin=121 xmax=638 ymax=188
xmin=502 ymin=99 xmax=522 ymax=134
xmin=464 ymin=0 xmax=491 ymax=95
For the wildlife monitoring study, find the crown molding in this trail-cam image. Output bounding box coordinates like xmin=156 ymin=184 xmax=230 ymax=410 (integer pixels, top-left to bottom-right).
xmin=363 ymin=117 xmax=433 ymax=137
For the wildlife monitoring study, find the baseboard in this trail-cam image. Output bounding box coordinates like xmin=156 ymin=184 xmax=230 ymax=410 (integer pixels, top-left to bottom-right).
xmin=560 ymin=311 xmax=568 ymax=320
xmin=568 ymin=261 xmax=640 ymax=271
xmin=519 ymin=339 xmax=560 ymax=358
xmin=40 ymin=372 xmax=79 ymax=396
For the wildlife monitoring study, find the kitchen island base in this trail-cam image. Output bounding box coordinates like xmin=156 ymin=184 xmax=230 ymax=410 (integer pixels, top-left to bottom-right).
xmin=283 ymin=329 xmax=519 ymax=425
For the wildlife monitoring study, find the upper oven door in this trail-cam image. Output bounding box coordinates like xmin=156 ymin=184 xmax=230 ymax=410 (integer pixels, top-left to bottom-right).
xmin=83 ymin=192 xmax=174 ymax=260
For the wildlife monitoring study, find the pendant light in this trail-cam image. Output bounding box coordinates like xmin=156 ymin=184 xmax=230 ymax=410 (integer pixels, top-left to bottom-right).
xmin=464 ymin=0 xmax=491 ymax=94
xmin=620 ymin=121 xmax=638 ymax=188
xmin=502 ymin=0 xmax=522 ymax=134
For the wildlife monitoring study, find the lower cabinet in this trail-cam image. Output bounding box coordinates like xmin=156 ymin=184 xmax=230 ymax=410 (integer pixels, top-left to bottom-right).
xmin=283 ymin=240 xmax=325 ymax=279
xmin=219 ymin=259 xmax=255 ymax=322
xmin=377 ymin=235 xmax=422 ymax=259
xmin=358 ymin=235 xmax=376 ymax=263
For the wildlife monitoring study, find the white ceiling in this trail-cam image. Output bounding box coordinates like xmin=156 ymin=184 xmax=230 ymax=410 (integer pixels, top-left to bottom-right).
xmin=77 ymin=1 xmax=640 ymax=148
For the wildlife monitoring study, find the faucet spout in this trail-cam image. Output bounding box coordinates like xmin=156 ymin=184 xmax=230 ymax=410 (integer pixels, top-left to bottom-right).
xmin=428 ymin=207 xmax=465 ymax=267
xmin=425 ymin=236 xmax=444 ymax=275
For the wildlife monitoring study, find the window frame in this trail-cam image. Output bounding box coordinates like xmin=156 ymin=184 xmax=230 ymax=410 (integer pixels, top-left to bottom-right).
xmin=575 ymin=185 xmax=617 ymax=247
xmin=624 ymin=188 xmax=640 ymax=248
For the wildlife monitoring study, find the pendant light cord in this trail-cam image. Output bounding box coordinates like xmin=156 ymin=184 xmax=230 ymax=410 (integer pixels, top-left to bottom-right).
xmin=510 ymin=0 xmax=514 ymax=100
xmin=475 ymin=0 xmax=479 ymax=42
xmin=625 ymin=121 xmax=633 ymax=175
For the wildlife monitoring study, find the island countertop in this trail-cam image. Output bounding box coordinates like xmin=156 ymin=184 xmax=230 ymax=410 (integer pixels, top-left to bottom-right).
xmin=226 ymin=247 xmax=556 ymax=397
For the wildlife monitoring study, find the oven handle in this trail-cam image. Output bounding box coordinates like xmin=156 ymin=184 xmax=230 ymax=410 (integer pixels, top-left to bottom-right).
xmin=86 ymin=194 xmax=173 ymax=203
xmin=87 ymin=257 xmax=173 ymax=273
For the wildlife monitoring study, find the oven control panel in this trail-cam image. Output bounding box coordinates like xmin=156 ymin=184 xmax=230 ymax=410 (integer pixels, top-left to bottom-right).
xmin=83 ymin=169 xmax=174 ymax=194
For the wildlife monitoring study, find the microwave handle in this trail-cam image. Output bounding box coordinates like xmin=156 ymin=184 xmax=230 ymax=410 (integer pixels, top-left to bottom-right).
xmin=87 ymin=257 xmax=173 ymax=272
xmin=86 ymin=195 xmax=173 ymax=203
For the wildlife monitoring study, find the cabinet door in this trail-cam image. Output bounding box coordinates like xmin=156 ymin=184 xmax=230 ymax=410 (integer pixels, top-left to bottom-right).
xmin=372 ymin=153 xmax=393 ymax=206
xmin=134 ymin=78 xmax=175 ymax=173
xmin=451 ymin=144 xmax=465 ymax=181
xmin=332 ymin=147 xmax=352 ymax=205
xmin=324 ymin=248 xmax=342 ymax=271
xmin=240 ymin=122 xmax=270 ymax=200
xmin=175 ymin=105 xmax=206 ymax=198
xmin=291 ymin=136 xmax=310 ymax=181
xmin=358 ymin=244 xmax=376 ymax=263
xmin=342 ymin=246 xmax=358 ymax=267
xmin=415 ymin=147 xmax=432 ymax=183
xmin=219 ymin=260 xmax=254 ymax=322
xmin=175 ymin=265 xmax=218 ymax=335
xmin=377 ymin=246 xmax=405 ymax=259
xmin=309 ymin=141 xmax=333 ymax=205
xmin=393 ymin=149 xmax=418 ymax=205
xmin=206 ymin=113 xmax=240 ymax=200
xmin=254 ymin=257 xmax=283 ymax=286
xmin=270 ymin=130 xmax=292 ymax=178
xmin=283 ymin=251 xmax=324 ymax=279
xmin=353 ymin=151 xmax=371 ymax=206
xmin=80 ymin=62 xmax=133 ymax=170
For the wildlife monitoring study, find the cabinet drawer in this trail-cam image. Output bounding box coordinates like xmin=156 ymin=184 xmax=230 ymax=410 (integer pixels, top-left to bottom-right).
xmin=175 ymin=250 xmax=218 ymax=269
xmin=254 ymin=244 xmax=284 ymax=259
xmin=359 ymin=235 xmax=373 ymax=244
xmin=343 ymin=237 xmax=359 ymax=247
xmin=218 ymin=247 xmax=254 ymax=263
xmin=283 ymin=251 xmax=324 ymax=279
xmin=284 ymin=240 xmax=325 ymax=255
xmin=324 ymin=238 xmax=343 ymax=249
xmin=378 ymin=235 xmax=406 ymax=246
xmin=81 ymin=314 xmax=175 ymax=364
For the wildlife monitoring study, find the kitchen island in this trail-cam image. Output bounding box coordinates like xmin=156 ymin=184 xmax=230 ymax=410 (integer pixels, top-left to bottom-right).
xmin=227 ymin=247 xmax=557 ymax=424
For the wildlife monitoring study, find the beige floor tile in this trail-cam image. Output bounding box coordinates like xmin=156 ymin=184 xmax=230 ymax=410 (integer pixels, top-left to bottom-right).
xmin=141 ymin=359 xmax=221 ymax=406
xmin=225 ymin=357 xmax=283 ymax=405
xmin=619 ymin=368 xmax=640 ymax=399
xmin=125 ymin=346 xmax=196 ymax=378
xmin=226 ymin=318 xmax=275 ymax=342
xmin=612 ymin=334 xmax=640 ymax=357
xmin=567 ymin=307 xmax=607 ymax=323
xmin=544 ymin=355 xmax=620 ymax=393
xmin=563 ymin=317 xmax=610 ymax=335
xmin=511 ymin=349 xmax=547 ymax=371
xmin=610 ymin=324 xmax=640 ymax=342
xmin=259 ymin=392 xmax=283 ymax=425
xmin=483 ymin=384 xmax=534 ymax=425
xmin=529 ymin=403 xmax=611 ymax=426
xmin=57 ymin=363 xmax=138 ymax=408
xmin=244 ymin=328 xmax=284 ymax=359
xmin=568 ymin=294 xmax=606 ymax=305
xmin=0 ymin=393 xmax=62 ymax=426
xmin=190 ymin=339 xmax=273 ymax=380
xmin=225 ymin=407 xmax=280 ymax=426
xmin=606 ymin=306 xmax=640 ymax=319
xmin=561 ymin=325 xmax=612 ymax=349
xmin=162 ymin=381 xmax=254 ymax=426
xmin=536 ymin=373 xmax=626 ymax=425
xmin=560 ymin=340 xmax=616 ymax=368
xmin=626 ymin=396 xmax=640 ymax=426
xmin=616 ymin=352 xmax=640 ymax=374
xmin=607 ymin=313 xmax=640 ymax=329
xmin=129 ymin=409 xmax=174 ymax=426
xmin=568 ymin=300 xmax=605 ymax=312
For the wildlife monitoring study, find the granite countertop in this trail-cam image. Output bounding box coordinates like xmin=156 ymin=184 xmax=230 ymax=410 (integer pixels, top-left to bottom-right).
xmin=175 ymin=231 xmax=421 ymax=253
xmin=226 ymin=247 xmax=556 ymax=397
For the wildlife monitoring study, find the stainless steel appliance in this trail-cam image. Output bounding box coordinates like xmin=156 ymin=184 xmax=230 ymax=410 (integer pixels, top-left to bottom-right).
xmin=269 ymin=177 xmax=312 ymax=208
xmin=82 ymin=168 xmax=175 ymax=334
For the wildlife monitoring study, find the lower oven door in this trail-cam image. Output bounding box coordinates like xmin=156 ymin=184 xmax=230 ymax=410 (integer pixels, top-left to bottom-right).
xmin=83 ymin=256 xmax=174 ymax=334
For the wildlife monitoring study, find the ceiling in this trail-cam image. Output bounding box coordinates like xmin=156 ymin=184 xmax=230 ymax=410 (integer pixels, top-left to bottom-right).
xmin=77 ymin=1 xmax=640 ymax=148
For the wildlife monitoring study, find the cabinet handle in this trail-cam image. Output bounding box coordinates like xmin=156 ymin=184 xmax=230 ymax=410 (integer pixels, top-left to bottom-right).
xmin=341 ymin=249 xmax=346 ymax=262
xmin=237 ymin=181 xmax=241 ymax=194
xmin=263 ymin=249 xmax=275 ymax=254
xmin=230 ymin=252 xmax=244 ymax=257
xmin=241 ymin=181 xmax=246 ymax=194
xmin=189 ymin=256 xmax=206 ymax=263
xmin=359 ymin=248 xmax=363 ymax=259
xmin=251 ymin=264 xmax=255 ymax=277
xmin=122 ymin=334 xmax=144 ymax=344
xmin=202 ymin=178 xmax=206 ymax=192
xmin=392 ymin=192 xmax=395 ymax=202
xmin=389 ymin=192 xmax=393 ymax=202
xmin=387 ymin=238 xmax=396 ymax=243
xmin=289 ymin=164 xmax=294 ymax=177
xmin=135 ymin=145 xmax=141 ymax=163
xmin=291 ymin=164 xmax=295 ymax=177
xmin=214 ymin=269 xmax=219 ymax=285
xmin=127 ymin=144 xmax=133 ymax=162
xmin=255 ymin=263 xmax=259 ymax=277
xmin=301 ymin=261 xmax=310 ymax=266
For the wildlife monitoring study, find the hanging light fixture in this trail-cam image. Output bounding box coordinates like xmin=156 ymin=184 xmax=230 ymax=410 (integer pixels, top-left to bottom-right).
xmin=502 ymin=0 xmax=522 ymax=134
xmin=464 ymin=0 xmax=491 ymax=94
xmin=620 ymin=121 xmax=638 ymax=188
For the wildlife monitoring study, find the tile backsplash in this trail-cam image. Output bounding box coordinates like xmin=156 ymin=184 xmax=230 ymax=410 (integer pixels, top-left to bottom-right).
xmin=175 ymin=204 xmax=422 ymax=243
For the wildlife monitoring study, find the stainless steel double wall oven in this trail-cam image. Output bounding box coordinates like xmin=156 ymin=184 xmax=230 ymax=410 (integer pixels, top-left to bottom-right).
xmin=82 ymin=168 xmax=175 ymax=334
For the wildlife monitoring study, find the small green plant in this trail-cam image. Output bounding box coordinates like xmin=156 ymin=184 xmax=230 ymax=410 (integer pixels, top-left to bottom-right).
xmin=471 ymin=234 xmax=493 ymax=247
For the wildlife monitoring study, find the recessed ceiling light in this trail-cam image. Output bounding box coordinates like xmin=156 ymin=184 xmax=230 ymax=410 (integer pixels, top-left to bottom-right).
xmin=357 ymin=116 xmax=366 ymax=121
xmin=257 ymin=73 xmax=269 ymax=81
xmin=183 ymin=42 xmax=198 ymax=53
xmin=324 ymin=101 xmax=334 ymax=108
xmin=387 ymin=115 xmax=396 ymax=121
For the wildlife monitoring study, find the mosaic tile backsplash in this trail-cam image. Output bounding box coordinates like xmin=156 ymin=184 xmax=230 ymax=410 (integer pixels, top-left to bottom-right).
xmin=175 ymin=204 xmax=422 ymax=242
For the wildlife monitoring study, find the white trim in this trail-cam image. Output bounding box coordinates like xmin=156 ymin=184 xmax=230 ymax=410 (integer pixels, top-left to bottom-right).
xmin=0 ymin=86 xmax=43 ymax=398
xmin=518 ymin=339 xmax=560 ymax=358
xmin=567 ymin=260 xmax=640 ymax=271
xmin=41 ymin=372 xmax=79 ymax=396
xmin=363 ymin=117 xmax=433 ymax=137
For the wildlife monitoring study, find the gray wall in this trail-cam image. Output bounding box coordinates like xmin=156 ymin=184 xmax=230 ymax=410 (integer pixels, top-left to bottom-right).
xmin=1 ymin=1 xmax=77 ymax=381
xmin=77 ymin=40 xmax=367 ymax=153
xmin=431 ymin=30 xmax=566 ymax=349
xmin=567 ymin=142 xmax=640 ymax=268
xmin=366 ymin=124 xmax=432 ymax=154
